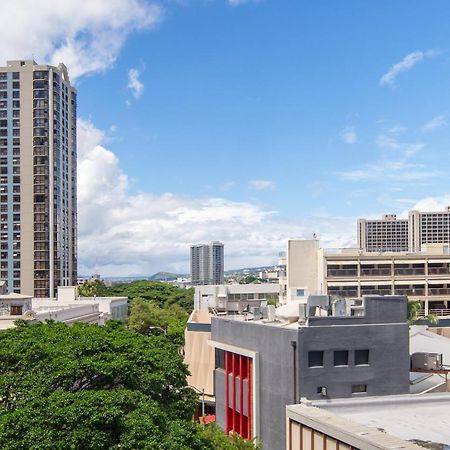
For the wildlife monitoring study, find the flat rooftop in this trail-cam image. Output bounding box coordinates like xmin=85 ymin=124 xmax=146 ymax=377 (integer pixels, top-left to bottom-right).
xmin=307 ymin=393 xmax=450 ymax=448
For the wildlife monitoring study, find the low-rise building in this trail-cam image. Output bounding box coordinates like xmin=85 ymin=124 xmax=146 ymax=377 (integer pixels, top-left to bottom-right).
xmin=184 ymin=310 xmax=215 ymax=398
xmin=194 ymin=283 xmax=281 ymax=312
xmin=36 ymin=286 xmax=128 ymax=324
xmin=209 ymin=295 xmax=410 ymax=450
xmin=0 ymin=286 xmax=128 ymax=329
xmin=283 ymin=239 xmax=450 ymax=315
xmin=287 ymin=393 xmax=450 ymax=450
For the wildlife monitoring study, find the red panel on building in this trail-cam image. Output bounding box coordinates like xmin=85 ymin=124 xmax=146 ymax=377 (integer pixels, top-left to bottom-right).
xmin=225 ymin=350 xmax=252 ymax=439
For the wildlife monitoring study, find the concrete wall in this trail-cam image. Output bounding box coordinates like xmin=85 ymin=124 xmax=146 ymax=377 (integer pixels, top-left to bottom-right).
xmin=299 ymin=296 xmax=410 ymax=400
xmin=297 ymin=322 xmax=410 ymax=400
xmin=287 ymin=240 xmax=322 ymax=300
xmin=212 ymin=318 xmax=298 ymax=450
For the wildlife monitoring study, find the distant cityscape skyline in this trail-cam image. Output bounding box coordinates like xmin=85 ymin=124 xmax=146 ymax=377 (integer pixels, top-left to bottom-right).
xmin=1 ymin=1 xmax=449 ymax=277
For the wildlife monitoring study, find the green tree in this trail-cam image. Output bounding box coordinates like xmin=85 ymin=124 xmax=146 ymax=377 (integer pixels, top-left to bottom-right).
xmin=198 ymin=424 xmax=262 ymax=450
xmin=407 ymin=300 xmax=423 ymax=324
xmin=239 ymin=275 xmax=263 ymax=284
xmin=78 ymin=279 xmax=107 ymax=297
xmin=426 ymin=313 xmax=439 ymax=326
xmin=0 ymin=321 xmax=256 ymax=449
xmin=128 ymin=298 xmax=189 ymax=346
xmin=101 ymin=280 xmax=194 ymax=313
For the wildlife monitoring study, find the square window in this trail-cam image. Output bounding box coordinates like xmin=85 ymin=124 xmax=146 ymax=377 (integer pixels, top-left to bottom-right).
xmin=308 ymin=351 xmax=324 ymax=368
xmin=352 ymin=384 xmax=367 ymax=394
xmin=296 ymin=288 xmax=305 ymax=297
xmin=334 ymin=350 xmax=349 ymax=366
xmin=355 ymin=349 xmax=370 ymax=366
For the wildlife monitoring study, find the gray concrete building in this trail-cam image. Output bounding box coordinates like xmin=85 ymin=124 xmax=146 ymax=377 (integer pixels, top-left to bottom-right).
xmin=209 ymin=295 xmax=410 ymax=450
xmin=0 ymin=60 xmax=77 ymax=297
xmin=190 ymin=241 xmax=224 ymax=285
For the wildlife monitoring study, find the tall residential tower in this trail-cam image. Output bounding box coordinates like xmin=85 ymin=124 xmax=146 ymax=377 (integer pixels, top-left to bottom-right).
xmin=190 ymin=241 xmax=224 ymax=285
xmin=0 ymin=60 xmax=77 ymax=297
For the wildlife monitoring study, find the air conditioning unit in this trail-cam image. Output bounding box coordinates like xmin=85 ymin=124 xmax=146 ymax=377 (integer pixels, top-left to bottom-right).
xmin=411 ymin=352 xmax=442 ymax=371
xmin=298 ymin=304 xmax=307 ymax=324
xmin=250 ymin=306 xmax=262 ymax=320
xmin=350 ymin=305 xmax=364 ymax=317
xmin=267 ymin=305 xmax=276 ymax=322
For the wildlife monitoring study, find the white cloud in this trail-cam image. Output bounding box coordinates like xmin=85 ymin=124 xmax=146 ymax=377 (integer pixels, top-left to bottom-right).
xmin=399 ymin=195 xmax=450 ymax=218
xmin=341 ymin=126 xmax=357 ymax=144
xmin=388 ymin=125 xmax=408 ymax=135
xmin=376 ymin=134 xmax=401 ymax=149
xmin=220 ymin=181 xmax=236 ymax=192
xmin=228 ymin=0 xmax=261 ymax=5
xmin=77 ymin=120 xmax=354 ymax=276
xmin=127 ymin=67 xmax=144 ymax=99
xmin=338 ymin=126 xmax=430 ymax=182
xmin=248 ymin=179 xmax=275 ymax=191
xmin=421 ymin=115 xmax=446 ymax=133
xmin=380 ymin=50 xmax=435 ymax=87
xmin=0 ymin=0 xmax=162 ymax=80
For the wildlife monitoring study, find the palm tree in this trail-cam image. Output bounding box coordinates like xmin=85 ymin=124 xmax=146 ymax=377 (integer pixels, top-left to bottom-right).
xmin=407 ymin=300 xmax=422 ymax=324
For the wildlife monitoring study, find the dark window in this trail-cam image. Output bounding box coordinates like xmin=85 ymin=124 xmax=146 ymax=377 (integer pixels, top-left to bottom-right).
xmin=308 ymin=351 xmax=324 ymax=368
xmin=334 ymin=350 xmax=349 ymax=366
xmin=10 ymin=305 xmax=22 ymax=315
xmin=355 ymin=349 xmax=370 ymax=365
xmin=352 ymin=384 xmax=367 ymax=394
xmin=215 ymin=348 xmax=225 ymax=370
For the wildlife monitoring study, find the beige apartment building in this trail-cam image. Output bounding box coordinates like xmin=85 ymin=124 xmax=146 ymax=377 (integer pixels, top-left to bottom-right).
xmin=358 ymin=207 xmax=450 ymax=252
xmin=283 ymin=239 xmax=450 ymax=315
xmin=0 ymin=60 xmax=77 ymax=297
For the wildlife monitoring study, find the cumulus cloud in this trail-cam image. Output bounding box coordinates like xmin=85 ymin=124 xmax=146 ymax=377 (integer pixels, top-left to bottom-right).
xmin=380 ymin=50 xmax=435 ymax=87
xmin=0 ymin=0 xmax=162 ymax=80
xmin=421 ymin=115 xmax=446 ymax=133
xmin=248 ymin=180 xmax=275 ymax=191
xmin=408 ymin=196 xmax=450 ymax=213
xmin=341 ymin=126 xmax=358 ymax=144
xmin=77 ymin=120 xmax=355 ymax=276
xmin=127 ymin=67 xmax=144 ymax=99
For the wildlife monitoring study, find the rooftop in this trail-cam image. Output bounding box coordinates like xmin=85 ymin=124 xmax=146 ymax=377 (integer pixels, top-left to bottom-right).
xmin=305 ymin=393 xmax=450 ymax=448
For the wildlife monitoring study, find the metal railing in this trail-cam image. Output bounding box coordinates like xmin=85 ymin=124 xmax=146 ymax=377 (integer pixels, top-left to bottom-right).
xmin=418 ymin=309 xmax=450 ymax=317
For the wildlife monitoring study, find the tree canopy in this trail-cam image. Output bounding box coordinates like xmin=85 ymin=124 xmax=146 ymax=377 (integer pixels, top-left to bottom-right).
xmin=0 ymin=321 xmax=257 ymax=449
xmin=85 ymin=280 xmax=194 ymax=313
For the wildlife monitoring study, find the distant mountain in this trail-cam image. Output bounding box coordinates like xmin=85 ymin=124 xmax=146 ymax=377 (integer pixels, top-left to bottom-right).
xmin=99 ymin=266 xmax=276 ymax=283
xmin=149 ymin=272 xmax=184 ymax=281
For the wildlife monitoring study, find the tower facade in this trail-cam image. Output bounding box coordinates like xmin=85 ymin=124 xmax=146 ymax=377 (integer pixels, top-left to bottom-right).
xmin=358 ymin=208 xmax=450 ymax=253
xmin=0 ymin=60 xmax=77 ymax=297
xmin=190 ymin=241 xmax=224 ymax=285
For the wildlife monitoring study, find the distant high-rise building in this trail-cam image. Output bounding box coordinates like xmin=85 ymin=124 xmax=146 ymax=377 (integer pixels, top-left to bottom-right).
xmin=358 ymin=207 xmax=450 ymax=253
xmin=0 ymin=60 xmax=77 ymax=297
xmin=357 ymin=214 xmax=409 ymax=252
xmin=190 ymin=241 xmax=224 ymax=285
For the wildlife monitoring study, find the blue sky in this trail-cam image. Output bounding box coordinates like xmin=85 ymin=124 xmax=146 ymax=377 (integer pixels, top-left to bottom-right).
xmin=2 ymin=0 xmax=450 ymax=275
xmin=80 ymin=0 xmax=450 ymax=218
